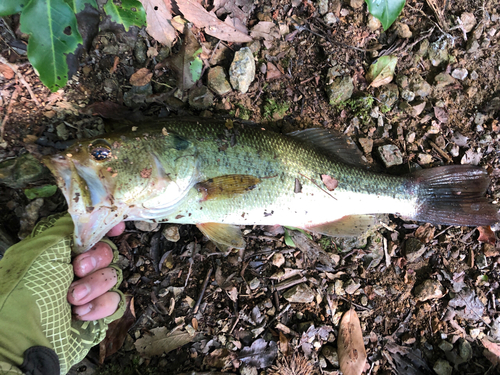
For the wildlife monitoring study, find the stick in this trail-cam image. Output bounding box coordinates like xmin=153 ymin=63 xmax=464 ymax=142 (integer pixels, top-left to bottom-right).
xmin=0 ymin=56 xmax=40 ymax=106
xmin=193 ymin=267 xmax=213 ymax=314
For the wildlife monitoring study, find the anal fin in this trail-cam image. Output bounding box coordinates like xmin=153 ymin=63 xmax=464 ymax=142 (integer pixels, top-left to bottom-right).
xmin=196 ymin=223 xmax=246 ymax=252
xmin=195 ymin=175 xmax=261 ymax=201
xmin=306 ymin=214 xmax=378 ymax=237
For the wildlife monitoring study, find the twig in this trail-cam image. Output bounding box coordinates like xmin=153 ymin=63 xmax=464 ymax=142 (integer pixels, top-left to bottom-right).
xmin=0 ymin=56 xmax=40 ymax=106
xmin=184 ymin=258 xmax=193 ymax=288
xmin=298 ymin=172 xmax=337 ymax=200
xmin=193 ymin=267 xmax=213 ymax=314
xmin=0 ymin=85 xmax=21 ymax=141
xmin=429 ymin=140 xmax=454 ymax=163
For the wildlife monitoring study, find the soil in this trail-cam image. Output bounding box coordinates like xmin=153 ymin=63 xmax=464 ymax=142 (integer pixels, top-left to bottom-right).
xmin=1 ymin=0 xmax=500 ymax=374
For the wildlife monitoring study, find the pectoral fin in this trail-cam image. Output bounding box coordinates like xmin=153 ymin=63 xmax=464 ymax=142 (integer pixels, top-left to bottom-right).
xmin=306 ymin=215 xmax=378 ymax=237
xmin=195 ymin=175 xmax=261 ymax=201
xmin=196 ymin=223 xmax=246 ymax=251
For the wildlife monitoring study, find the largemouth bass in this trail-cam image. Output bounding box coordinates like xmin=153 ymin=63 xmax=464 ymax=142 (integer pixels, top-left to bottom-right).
xmin=43 ymin=118 xmax=499 ymax=253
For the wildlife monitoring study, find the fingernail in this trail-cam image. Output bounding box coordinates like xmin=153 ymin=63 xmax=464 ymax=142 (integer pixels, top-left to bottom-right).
xmin=71 ymin=283 xmax=91 ymax=302
xmin=75 ymin=303 xmax=93 ymax=319
xmin=78 ymin=255 xmax=97 ymax=274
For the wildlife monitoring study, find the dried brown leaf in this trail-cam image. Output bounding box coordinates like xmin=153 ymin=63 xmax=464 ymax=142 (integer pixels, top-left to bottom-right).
xmin=130 ymin=68 xmax=153 ymax=86
xmin=176 ymin=0 xmax=252 ymax=43
xmin=321 ymin=174 xmax=338 ymax=191
xmin=266 ymin=62 xmax=282 ymax=80
xmin=0 ymin=64 xmax=15 ymax=79
xmin=250 ymin=21 xmax=280 ymax=41
xmin=481 ymin=338 xmax=500 ymax=367
xmin=478 ymin=226 xmax=496 ymax=245
xmin=141 ymin=0 xmax=177 ymax=47
xmin=338 ymin=308 xmax=367 ymax=375
xmin=134 ymin=326 xmax=195 ymax=357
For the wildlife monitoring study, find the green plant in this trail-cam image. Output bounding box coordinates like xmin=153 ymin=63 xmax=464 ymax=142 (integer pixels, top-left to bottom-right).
xmin=365 ymin=0 xmax=405 ymax=30
xmin=263 ymin=98 xmax=289 ymax=120
xmin=0 ymin=0 xmax=146 ymax=92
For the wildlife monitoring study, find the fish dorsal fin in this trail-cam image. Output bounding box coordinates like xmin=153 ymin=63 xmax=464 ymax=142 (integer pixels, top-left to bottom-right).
xmin=196 ymin=223 xmax=246 ymax=251
xmin=288 ymin=128 xmax=371 ymax=169
xmin=306 ymin=214 xmax=378 ymax=237
xmin=195 ymin=175 xmax=261 ymax=201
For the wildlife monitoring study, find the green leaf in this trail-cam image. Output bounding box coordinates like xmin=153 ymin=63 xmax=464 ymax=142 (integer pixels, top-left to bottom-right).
xmin=63 ymin=0 xmax=97 ymax=13
xmin=24 ymin=185 xmax=58 ymax=200
xmin=284 ymin=228 xmax=296 ymax=248
xmin=189 ymin=47 xmax=203 ymax=83
xmin=366 ymin=55 xmax=398 ymax=87
xmin=20 ymin=0 xmax=83 ymax=92
xmin=0 ymin=0 xmax=30 ymax=16
xmin=103 ymin=0 xmax=146 ymax=32
xmin=365 ymin=0 xmax=405 ymax=30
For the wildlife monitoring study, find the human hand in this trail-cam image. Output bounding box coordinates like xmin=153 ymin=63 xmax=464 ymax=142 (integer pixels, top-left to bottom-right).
xmin=68 ymin=222 xmax=125 ymax=321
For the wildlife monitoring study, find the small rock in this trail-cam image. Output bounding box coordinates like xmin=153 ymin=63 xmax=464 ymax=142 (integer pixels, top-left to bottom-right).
xmin=207 ymin=66 xmax=232 ymax=95
xmin=467 ymin=39 xmax=480 ymax=53
xmin=405 ymin=238 xmax=426 ymax=262
xmin=327 ymin=75 xmax=354 ymax=105
xmin=188 ymin=85 xmax=214 ymax=109
xmin=433 ymin=359 xmax=453 ymax=375
xmin=240 ymin=365 xmax=258 ymax=375
xmin=411 ymin=77 xmax=432 ymax=98
xmin=474 ymin=112 xmax=487 ymax=126
xmin=367 ymin=14 xmax=381 ymax=31
xmin=470 ymin=71 xmax=479 ymax=80
xmin=358 ymin=138 xmax=373 ymax=154
xmin=322 ymin=345 xmax=339 ymax=367
xmin=317 ymin=0 xmax=329 ymax=15
xmin=451 ymin=68 xmax=468 ymax=80
xmin=334 ymin=279 xmax=345 ymax=296
xmin=434 ymin=73 xmax=456 ymax=89
xmin=283 ymin=283 xmax=315 ymax=303
xmin=377 ymin=83 xmax=399 ymax=110
xmin=344 ymin=279 xmax=361 ymax=295
xmin=458 ymin=339 xmax=472 ymax=361
xmin=438 ymin=340 xmax=454 ymax=352
xmin=249 ymin=278 xmax=260 ymax=290
xmin=162 ymin=225 xmax=180 ymax=242
xmin=56 ymin=123 xmax=70 ymax=141
xmin=377 ymin=144 xmax=403 ymax=168
xmin=428 ymin=40 xmax=449 ymax=67
xmin=396 ymin=23 xmax=413 ymax=38
xmin=324 ymin=13 xmax=338 ymax=25
xmin=401 ymin=89 xmax=415 ymax=102
xmin=0 ymin=154 xmax=49 ymax=189
xmin=350 ymin=0 xmax=364 ymax=9
xmin=418 ymin=153 xmax=433 ymax=165
xmin=272 ymin=252 xmax=285 ymax=267
xmin=475 ymin=253 xmax=488 ymax=269
xmin=403 ymin=101 xmax=426 ymax=117
xmin=128 ymin=273 xmax=141 ymax=284
xmin=447 ymin=143 xmax=460 ymax=157
xmin=134 ymin=221 xmax=159 ymax=232
xmin=18 ymin=198 xmax=44 ymax=239
xmin=229 ymin=47 xmax=255 ymax=94
xmin=414 ymin=279 xmax=445 ymax=302
xmin=360 ymin=295 xmax=368 ymax=306
xmin=460 ymin=12 xmax=477 ymax=33
xmin=134 ymin=40 xmax=147 ymax=64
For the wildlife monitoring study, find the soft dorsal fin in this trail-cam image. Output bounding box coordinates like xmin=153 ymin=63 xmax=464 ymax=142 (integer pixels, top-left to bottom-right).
xmin=305 ymin=214 xmax=378 ymax=237
xmin=287 ymin=128 xmax=371 ymax=169
xmin=196 ymin=223 xmax=246 ymax=252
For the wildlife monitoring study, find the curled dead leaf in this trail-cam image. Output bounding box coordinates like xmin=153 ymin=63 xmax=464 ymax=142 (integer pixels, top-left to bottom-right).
xmin=478 ymin=226 xmax=496 ymax=245
xmin=366 ymin=55 xmax=398 ymax=88
xmin=338 ymin=308 xmax=367 ymax=375
xmin=0 ymin=64 xmax=15 ymax=80
xmin=130 ymin=68 xmax=153 ymax=86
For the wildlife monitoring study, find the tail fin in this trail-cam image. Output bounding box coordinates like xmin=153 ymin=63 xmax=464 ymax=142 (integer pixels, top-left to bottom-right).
xmin=411 ymin=165 xmax=499 ymax=226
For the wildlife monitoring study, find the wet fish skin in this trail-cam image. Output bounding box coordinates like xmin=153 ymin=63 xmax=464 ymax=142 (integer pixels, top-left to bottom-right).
xmin=43 ymin=118 xmax=499 ymax=253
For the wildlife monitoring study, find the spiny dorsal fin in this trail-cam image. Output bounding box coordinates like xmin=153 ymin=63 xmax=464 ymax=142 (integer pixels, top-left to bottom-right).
xmin=305 ymin=214 xmax=378 ymax=237
xmin=196 ymin=223 xmax=246 ymax=251
xmin=195 ymin=175 xmax=261 ymax=201
xmin=288 ymin=128 xmax=371 ymax=169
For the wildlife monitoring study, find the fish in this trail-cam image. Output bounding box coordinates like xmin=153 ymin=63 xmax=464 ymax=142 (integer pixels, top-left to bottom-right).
xmin=43 ymin=118 xmax=499 ymax=253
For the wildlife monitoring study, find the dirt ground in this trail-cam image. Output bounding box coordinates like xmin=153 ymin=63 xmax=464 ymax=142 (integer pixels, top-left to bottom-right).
xmin=1 ymin=0 xmax=500 ymax=374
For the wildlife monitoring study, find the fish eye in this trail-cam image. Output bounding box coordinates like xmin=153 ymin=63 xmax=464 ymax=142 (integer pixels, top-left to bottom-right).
xmin=89 ymin=140 xmax=112 ymax=161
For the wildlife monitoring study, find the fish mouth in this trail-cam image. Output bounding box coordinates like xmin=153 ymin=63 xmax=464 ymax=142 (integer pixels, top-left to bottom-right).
xmin=43 ymin=154 xmax=125 ymax=253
